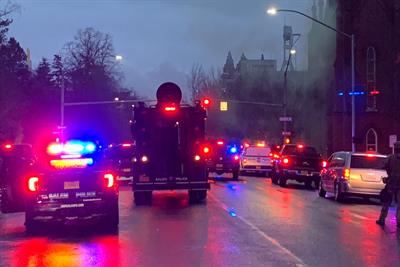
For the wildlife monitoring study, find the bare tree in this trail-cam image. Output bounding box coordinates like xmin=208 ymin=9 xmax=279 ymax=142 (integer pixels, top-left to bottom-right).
xmin=0 ymin=1 xmax=19 ymax=43
xmin=64 ymin=27 xmax=116 ymax=73
xmin=188 ymin=63 xmax=206 ymax=102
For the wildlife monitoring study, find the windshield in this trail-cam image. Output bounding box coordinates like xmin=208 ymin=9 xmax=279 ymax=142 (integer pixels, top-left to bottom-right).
xmin=282 ymin=145 xmax=318 ymax=157
xmin=350 ymin=155 xmax=387 ymax=170
xmin=244 ymin=147 xmax=271 ymax=157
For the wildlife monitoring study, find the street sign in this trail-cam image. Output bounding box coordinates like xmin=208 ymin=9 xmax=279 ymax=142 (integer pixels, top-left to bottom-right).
xmin=389 ymin=134 xmax=397 ymax=148
xmin=282 ymin=131 xmax=291 ymax=136
xmin=279 ymin=117 xmax=292 ymax=122
xmin=220 ymin=101 xmax=228 ymax=111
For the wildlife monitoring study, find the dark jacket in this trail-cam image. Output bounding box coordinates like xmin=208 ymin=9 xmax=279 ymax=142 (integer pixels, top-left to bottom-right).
xmin=385 ymin=153 xmax=400 ymax=190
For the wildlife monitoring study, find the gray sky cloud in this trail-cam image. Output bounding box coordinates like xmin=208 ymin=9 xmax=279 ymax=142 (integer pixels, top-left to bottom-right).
xmin=9 ymin=0 xmax=315 ymax=96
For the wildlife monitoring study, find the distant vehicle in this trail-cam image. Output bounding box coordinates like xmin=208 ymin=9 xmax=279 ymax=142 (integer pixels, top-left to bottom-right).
xmin=205 ymin=139 xmax=240 ymax=180
xmin=240 ymin=143 xmax=273 ymax=176
xmin=0 ymin=143 xmax=36 ymax=213
xmin=24 ymin=140 xmax=119 ymax=232
xmin=319 ymin=152 xmax=387 ymax=201
xmin=131 ymin=82 xmax=210 ymax=205
xmin=105 ymin=143 xmax=135 ymax=181
xmin=272 ymin=144 xmax=323 ymax=188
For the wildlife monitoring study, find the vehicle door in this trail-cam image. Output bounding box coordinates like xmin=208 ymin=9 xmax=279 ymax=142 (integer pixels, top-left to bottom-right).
xmin=321 ymin=154 xmax=333 ymax=190
xmin=326 ymin=152 xmax=347 ymax=192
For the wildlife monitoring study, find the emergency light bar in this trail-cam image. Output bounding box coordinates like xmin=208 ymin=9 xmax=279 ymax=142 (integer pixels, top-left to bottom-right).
xmin=50 ymin=158 xmax=94 ymax=169
xmin=47 ymin=140 xmax=97 ymax=156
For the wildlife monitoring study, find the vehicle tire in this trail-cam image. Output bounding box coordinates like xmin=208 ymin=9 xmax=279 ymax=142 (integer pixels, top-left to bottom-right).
xmin=189 ymin=190 xmax=206 ymax=203
xmin=334 ymin=182 xmax=344 ymax=202
xmin=134 ymin=191 xmax=152 ymax=206
xmin=279 ymin=176 xmax=287 ymax=187
xmin=197 ymin=190 xmax=207 ymax=201
xmin=318 ymin=182 xmax=326 ymax=198
xmin=232 ymin=170 xmax=239 ymax=181
xmin=271 ymin=172 xmax=279 ymax=184
xmin=25 ymin=206 xmax=39 ymax=234
xmin=0 ymin=195 xmax=14 ymax=213
xmin=305 ymin=181 xmax=313 ymax=189
xmin=103 ymin=200 xmax=119 ymax=231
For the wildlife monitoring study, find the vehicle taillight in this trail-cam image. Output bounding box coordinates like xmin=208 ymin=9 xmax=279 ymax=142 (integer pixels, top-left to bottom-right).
xmin=217 ymin=140 xmax=224 ymax=145
xmin=194 ymin=155 xmax=201 ymax=161
xmin=28 ymin=176 xmax=39 ymax=192
xmin=233 ymin=155 xmax=239 ymax=161
xmin=203 ymin=146 xmax=210 ymax=154
xmin=243 ymin=158 xmax=247 ymax=163
xmin=103 ymin=173 xmax=115 ymax=188
xmin=141 ymin=155 xmax=148 ymax=163
xmin=343 ymin=168 xmax=350 ymax=179
xmin=164 ymin=106 xmax=176 ymax=112
xmin=282 ymin=158 xmax=290 ymax=165
xmin=3 ymin=144 xmax=13 ymax=150
xmin=322 ymin=160 xmax=327 ymax=168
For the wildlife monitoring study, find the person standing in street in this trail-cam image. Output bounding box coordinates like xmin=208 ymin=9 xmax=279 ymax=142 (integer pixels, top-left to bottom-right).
xmin=376 ymin=141 xmax=400 ymax=226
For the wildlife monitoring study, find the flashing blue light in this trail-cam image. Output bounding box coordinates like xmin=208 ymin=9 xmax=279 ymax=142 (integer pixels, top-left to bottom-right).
xmin=85 ymin=143 xmax=96 ymax=152
xmin=338 ymin=91 xmax=365 ymax=96
xmin=230 ymin=147 xmax=238 ymax=154
xmin=227 ymin=184 xmax=237 ymax=191
xmin=228 ymin=208 xmax=237 ymax=217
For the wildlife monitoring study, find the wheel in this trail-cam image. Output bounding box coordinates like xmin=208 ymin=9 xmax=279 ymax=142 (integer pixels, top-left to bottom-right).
xmin=334 ymin=182 xmax=344 ymax=202
xmin=305 ymin=181 xmax=313 ymax=189
xmin=318 ymin=181 xmax=326 ymax=197
xmin=189 ymin=190 xmax=207 ymax=203
xmin=25 ymin=206 xmax=39 ymax=234
xmin=271 ymin=172 xmax=279 ymax=184
xmin=232 ymin=171 xmax=239 ymax=180
xmin=134 ymin=191 xmax=152 ymax=205
xmin=198 ymin=190 xmax=207 ymax=201
xmin=279 ymin=176 xmax=287 ymax=187
xmin=102 ymin=199 xmax=119 ymax=230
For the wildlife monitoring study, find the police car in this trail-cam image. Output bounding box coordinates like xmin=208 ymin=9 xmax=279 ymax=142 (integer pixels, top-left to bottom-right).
xmin=24 ymin=140 xmax=119 ymax=232
xmin=205 ymin=139 xmax=240 ymax=180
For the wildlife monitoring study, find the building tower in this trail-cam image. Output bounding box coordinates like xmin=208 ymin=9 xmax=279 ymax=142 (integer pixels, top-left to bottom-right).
xmin=280 ymin=25 xmax=300 ymax=71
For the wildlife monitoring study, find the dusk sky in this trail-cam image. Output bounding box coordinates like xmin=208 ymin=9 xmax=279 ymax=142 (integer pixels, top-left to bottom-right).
xmin=9 ymin=0 xmax=317 ymax=98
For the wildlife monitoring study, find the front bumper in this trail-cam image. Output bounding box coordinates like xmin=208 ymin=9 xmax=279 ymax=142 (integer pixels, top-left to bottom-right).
xmin=241 ymin=165 xmax=272 ymax=173
xmin=282 ymin=169 xmax=320 ymax=181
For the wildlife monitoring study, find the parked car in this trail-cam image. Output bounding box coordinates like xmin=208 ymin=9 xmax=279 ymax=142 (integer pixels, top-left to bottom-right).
xmin=319 ymin=151 xmax=387 ymax=201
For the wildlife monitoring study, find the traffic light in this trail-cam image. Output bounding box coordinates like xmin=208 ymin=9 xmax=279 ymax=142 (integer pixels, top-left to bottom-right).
xmin=284 ymin=137 xmax=291 ymax=144
xmin=201 ymin=98 xmax=211 ymax=109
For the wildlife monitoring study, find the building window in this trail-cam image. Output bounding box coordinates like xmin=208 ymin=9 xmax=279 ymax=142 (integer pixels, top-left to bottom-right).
xmin=366 ymin=128 xmax=378 ymax=152
xmin=366 ymin=47 xmax=378 ymax=111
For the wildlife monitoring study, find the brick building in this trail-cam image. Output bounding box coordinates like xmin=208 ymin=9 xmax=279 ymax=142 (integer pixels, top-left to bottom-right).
xmin=329 ymin=0 xmax=400 ymax=154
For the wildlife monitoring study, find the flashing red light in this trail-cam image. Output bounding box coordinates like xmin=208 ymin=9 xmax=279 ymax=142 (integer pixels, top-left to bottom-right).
xmin=4 ymin=144 xmax=13 ymax=150
xmin=322 ymin=160 xmax=327 ymax=168
xmin=28 ymin=176 xmax=39 ymax=192
xmin=244 ymin=143 xmax=250 ymax=148
xmin=203 ymin=146 xmax=210 ymax=154
xmin=60 ymin=154 xmax=82 ymax=159
xmin=201 ymin=98 xmax=211 ymax=108
xmin=234 ymin=155 xmax=240 ymax=161
xmin=282 ymin=158 xmax=290 ymax=165
xmin=370 ymin=90 xmax=380 ymax=96
xmin=269 ymin=153 xmax=273 ymax=157
xmin=164 ymin=106 xmax=176 ymax=112
xmin=104 ymin=173 xmax=115 ymax=188
xmin=122 ymin=143 xmax=132 ymax=148
xmin=366 ymin=154 xmax=375 ymax=158
xmin=217 ymin=140 xmax=224 ymax=145
xmin=297 ymin=144 xmax=304 ymax=149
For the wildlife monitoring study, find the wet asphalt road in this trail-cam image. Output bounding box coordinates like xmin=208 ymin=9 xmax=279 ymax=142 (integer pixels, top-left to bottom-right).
xmin=1 ymin=177 xmax=400 ymax=267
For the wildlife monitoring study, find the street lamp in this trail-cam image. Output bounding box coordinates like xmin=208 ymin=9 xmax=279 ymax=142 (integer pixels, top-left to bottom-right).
xmin=267 ymin=7 xmax=356 ymax=152
xmin=115 ymin=55 xmax=123 ymax=62
xmin=290 ymin=49 xmax=296 ymax=55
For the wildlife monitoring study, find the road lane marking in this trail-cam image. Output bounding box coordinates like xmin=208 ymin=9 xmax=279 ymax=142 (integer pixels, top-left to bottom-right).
xmin=350 ymin=213 xmax=367 ymax=220
xmin=209 ymin=193 xmax=306 ymax=267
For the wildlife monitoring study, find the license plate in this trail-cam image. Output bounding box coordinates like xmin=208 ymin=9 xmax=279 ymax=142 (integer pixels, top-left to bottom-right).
xmin=300 ymin=171 xmax=309 ymax=176
xmin=123 ymin=168 xmax=131 ymax=172
xmin=256 ymin=166 xmax=261 ymax=169
xmin=64 ymin=181 xmax=80 ymax=190
xmin=216 ymin=164 xmax=223 ymax=168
